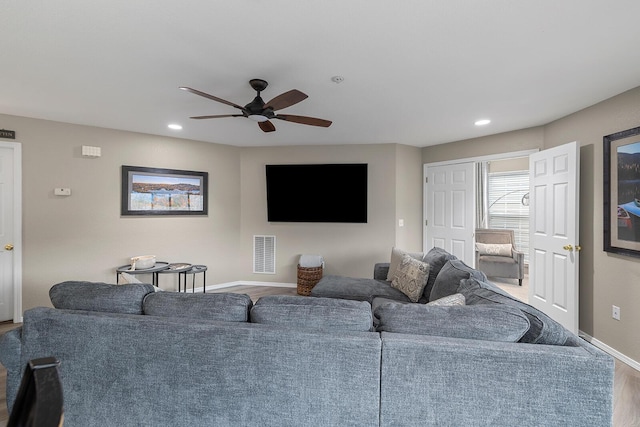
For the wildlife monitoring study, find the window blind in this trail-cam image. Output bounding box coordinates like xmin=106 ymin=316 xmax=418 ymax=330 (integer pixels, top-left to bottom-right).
xmin=487 ymin=171 xmax=530 ymax=263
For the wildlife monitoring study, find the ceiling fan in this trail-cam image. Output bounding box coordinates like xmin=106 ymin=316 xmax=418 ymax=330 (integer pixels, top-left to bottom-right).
xmin=179 ymin=79 xmax=332 ymax=133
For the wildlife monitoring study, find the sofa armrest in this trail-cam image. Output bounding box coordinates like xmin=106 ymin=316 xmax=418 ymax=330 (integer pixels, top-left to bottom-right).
xmin=0 ymin=327 xmax=23 ymax=412
xmin=513 ymin=249 xmax=525 ymax=277
xmin=374 ymin=263 xmax=390 ymax=280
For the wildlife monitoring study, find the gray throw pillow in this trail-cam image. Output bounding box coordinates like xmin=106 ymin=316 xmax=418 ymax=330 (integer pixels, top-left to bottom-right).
xmin=421 ymin=247 xmax=458 ymax=301
xmin=390 ymin=255 xmax=431 ymax=302
xmin=458 ymin=277 xmax=580 ymax=346
xmin=250 ymin=295 xmax=373 ymax=332
xmin=429 ymin=259 xmax=486 ymax=302
xmin=49 ymin=281 xmax=156 ymax=315
xmin=143 ymin=292 xmax=253 ymax=322
xmin=374 ymin=302 xmax=530 ymax=342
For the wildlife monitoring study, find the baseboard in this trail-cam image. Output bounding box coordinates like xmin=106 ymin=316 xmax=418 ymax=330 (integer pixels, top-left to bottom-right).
xmin=183 ymin=280 xmax=297 ymax=293
xmin=580 ymin=330 xmax=640 ymax=372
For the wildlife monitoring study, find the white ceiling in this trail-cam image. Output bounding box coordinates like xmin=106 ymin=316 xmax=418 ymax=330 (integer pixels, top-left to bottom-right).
xmin=2 ymin=1 xmax=640 ymax=148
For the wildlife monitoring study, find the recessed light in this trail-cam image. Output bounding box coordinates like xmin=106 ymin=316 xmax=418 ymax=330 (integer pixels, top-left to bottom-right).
xmin=168 ymin=124 xmax=183 ymax=130
xmin=475 ymin=119 xmax=491 ymax=126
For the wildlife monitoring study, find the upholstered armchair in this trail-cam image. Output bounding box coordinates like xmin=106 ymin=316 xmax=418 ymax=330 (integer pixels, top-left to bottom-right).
xmin=475 ymin=228 xmax=525 ymax=286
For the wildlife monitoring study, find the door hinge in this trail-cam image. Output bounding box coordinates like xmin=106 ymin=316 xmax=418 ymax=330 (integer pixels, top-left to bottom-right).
xmin=425 ymin=220 xmax=428 ymax=226
xmin=425 ymin=177 xmax=428 ymax=183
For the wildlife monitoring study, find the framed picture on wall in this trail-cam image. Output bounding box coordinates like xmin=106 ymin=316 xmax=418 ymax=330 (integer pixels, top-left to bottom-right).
xmin=121 ymin=166 xmax=208 ymax=216
xmin=604 ymin=125 xmax=640 ymax=257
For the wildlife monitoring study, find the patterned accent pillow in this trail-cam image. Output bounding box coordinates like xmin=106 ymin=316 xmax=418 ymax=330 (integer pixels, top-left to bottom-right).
xmin=386 ymin=247 xmax=424 ymax=281
xmin=427 ymin=293 xmax=466 ymax=306
xmin=475 ymin=242 xmax=512 ymax=257
xmin=391 ymin=255 xmax=430 ymax=302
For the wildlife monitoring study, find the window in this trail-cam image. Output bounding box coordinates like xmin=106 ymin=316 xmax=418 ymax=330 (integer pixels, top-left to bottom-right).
xmin=487 ymin=171 xmax=530 ymax=263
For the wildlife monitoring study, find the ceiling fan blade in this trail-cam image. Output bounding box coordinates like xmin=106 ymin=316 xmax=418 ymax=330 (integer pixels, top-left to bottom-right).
xmin=264 ymin=90 xmax=308 ymax=111
xmin=259 ymin=120 xmax=276 ymax=133
xmin=179 ymin=87 xmax=244 ymax=110
xmin=275 ymin=114 xmax=332 ymax=127
xmin=190 ymin=114 xmax=244 ymax=119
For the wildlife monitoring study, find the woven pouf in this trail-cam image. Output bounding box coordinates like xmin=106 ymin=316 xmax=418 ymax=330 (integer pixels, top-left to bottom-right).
xmin=297 ymin=265 xmax=323 ymax=296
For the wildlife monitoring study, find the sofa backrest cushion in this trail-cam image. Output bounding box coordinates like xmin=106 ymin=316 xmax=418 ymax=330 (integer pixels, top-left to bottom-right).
xmin=374 ymin=301 xmax=530 ymax=342
xmin=143 ymin=292 xmax=253 ymax=322
xmin=49 ymin=281 xmax=156 ymax=315
xmin=429 ymin=259 xmax=486 ymax=302
xmin=458 ymin=277 xmax=580 ymax=346
xmin=421 ymin=247 xmax=458 ymax=301
xmin=250 ymin=295 xmax=373 ymax=332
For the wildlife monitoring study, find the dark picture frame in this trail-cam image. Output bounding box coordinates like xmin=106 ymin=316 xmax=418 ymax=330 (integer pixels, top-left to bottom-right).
xmin=121 ymin=165 xmax=208 ymax=216
xmin=604 ymin=126 xmax=640 ymax=257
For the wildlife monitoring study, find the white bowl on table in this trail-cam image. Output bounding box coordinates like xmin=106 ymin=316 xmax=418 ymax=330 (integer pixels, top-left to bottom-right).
xmin=130 ymin=255 xmax=156 ymax=270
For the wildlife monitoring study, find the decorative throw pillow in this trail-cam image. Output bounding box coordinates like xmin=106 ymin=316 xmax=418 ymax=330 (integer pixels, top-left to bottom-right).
xmin=391 ymin=254 xmax=430 ymax=302
xmin=421 ymin=247 xmax=458 ymax=301
xmin=475 ymin=242 xmax=512 ymax=257
xmin=427 ymin=293 xmax=466 ymax=306
xmin=386 ymin=247 xmax=424 ymax=281
xmin=429 ymin=259 xmax=487 ymax=302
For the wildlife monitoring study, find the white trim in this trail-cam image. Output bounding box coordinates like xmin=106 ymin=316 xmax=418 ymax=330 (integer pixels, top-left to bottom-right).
xmin=424 ymin=149 xmax=539 ymax=168
xmin=580 ymin=330 xmax=640 ymax=372
xmin=0 ymin=142 xmax=22 ymax=323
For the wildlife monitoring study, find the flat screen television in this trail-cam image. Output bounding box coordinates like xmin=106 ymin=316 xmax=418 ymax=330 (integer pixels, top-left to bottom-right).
xmin=266 ymin=163 xmax=368 ymax=223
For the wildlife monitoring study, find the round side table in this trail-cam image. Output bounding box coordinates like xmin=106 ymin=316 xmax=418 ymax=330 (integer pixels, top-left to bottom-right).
xmin=115 ymin=262 xmax=170 ymax=286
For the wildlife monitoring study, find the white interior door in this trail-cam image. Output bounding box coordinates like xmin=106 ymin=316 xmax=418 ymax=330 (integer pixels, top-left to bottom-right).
xmin=424 ymin=162 xmax=475 ymax=264
xmin=0 ymin=145 xmax=17 ymax=321
xmin=529 ymin=141 xmax=579 ymax=333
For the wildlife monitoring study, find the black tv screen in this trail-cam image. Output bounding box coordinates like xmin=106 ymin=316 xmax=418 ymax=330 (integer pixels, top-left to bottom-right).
xmin=266 ymin=163 xmax=368 ymax=223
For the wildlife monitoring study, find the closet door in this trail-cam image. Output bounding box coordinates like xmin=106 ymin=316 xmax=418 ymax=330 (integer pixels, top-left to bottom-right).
xmin=424 ymin=162 xmax=475 ymax=265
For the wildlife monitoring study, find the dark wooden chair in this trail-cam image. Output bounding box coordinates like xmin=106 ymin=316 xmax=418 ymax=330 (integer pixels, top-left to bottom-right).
xmin=8 ymin=357 xmax=64 ymax=427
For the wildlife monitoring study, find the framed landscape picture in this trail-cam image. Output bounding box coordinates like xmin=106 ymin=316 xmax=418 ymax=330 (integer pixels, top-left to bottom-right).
xmin=604 ymin=126 xmax=640 ymax=257
xmin=121 ymin=166 xmax=208 ymax=216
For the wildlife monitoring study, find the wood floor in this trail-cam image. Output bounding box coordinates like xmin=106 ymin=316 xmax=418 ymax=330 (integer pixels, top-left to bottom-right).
xmin=0 ymin=284 xmax=638 ymax=426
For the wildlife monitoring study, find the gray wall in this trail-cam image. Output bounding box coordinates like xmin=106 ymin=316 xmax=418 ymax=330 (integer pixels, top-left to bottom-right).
xmin=422 ymin=85 xmax=640 ymax=363
xmin=239 ymin=143 xmax=423 ymax=282
xmin=1 ymin=114 xmax=242 ymax=309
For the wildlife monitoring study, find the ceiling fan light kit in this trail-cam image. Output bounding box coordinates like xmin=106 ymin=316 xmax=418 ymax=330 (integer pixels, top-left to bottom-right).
xmin=180 ymin=79 xmax=332 ymax=133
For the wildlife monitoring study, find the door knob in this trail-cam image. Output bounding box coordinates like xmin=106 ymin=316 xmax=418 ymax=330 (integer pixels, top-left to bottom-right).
xmin=563 ymin=244 xmax=573 ymax=251
xmin=4 ymin=244 xmax=13 ymax=251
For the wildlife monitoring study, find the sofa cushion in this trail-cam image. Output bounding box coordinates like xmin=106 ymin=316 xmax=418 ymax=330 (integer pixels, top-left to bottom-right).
xmin=250 ymin=295 xmax=373 ymax=331
xmin=49 ymin=281 xmax=156 ymax=315
xmin=458 ymin=277 xmax=580 ymax=346
xmin=429 ymin=259 xmax=487 ymax=302
xmin=421 ymin=247 xmax=458 ymax=301
xmin=386 ymin=247 xmax=424 ymax=281
xmin=475 ymin=242 xmax=512 ymax=257
xmin=310 ymin=275 xmax=411 ymax=303
xmin=374 ymin=301 xmax=530 ymax=342
xmin=390 ymin=255 xmax=431 ymax=302
xmin=143 ymin=292 xmax=252 ymax=322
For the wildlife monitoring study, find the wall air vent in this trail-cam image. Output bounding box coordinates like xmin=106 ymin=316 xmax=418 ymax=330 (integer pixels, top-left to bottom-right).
xmin=253 ymin=235 xmax=276 ymax=274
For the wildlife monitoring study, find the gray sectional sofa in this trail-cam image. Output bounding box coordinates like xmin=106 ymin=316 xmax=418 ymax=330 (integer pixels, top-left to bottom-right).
xmin=0 ymin=247 xmax=615 ymax=426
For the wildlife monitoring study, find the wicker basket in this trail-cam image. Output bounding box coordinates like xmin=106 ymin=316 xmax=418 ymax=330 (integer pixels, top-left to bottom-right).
xmin=297 ymin=265 xmax=323 ymax=296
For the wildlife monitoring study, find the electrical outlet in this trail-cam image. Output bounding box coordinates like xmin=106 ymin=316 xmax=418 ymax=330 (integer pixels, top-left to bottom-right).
xmin=612 ymin=305 xmax=621 ymax=321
